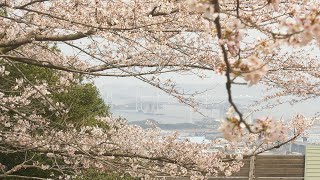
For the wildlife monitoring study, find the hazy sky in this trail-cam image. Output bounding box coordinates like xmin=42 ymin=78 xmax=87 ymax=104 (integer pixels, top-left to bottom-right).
xmin=94 ymin=72 xmax=319 ymax=121
xmin=58 ymin=30 xmax=320 ymax=123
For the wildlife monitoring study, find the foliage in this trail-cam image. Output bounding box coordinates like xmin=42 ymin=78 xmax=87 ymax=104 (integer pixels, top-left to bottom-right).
xmin=0 ymin=62 xmax=111 ymax=178
xmin=53 ymin=83 xmax=109 ymax=127
xmin=0 ymin=151 xmax=63 ymax=179
xmin=76 ymin=169 xmax=136 ymax=180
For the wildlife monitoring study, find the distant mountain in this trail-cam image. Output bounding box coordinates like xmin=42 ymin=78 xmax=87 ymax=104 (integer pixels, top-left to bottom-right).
xmin=129 ymin=119 xmax=202 ymax=130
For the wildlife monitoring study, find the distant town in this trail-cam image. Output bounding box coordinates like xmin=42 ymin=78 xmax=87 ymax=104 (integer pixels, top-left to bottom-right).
xmin=98 ymin=83 xmax=320 ymax=155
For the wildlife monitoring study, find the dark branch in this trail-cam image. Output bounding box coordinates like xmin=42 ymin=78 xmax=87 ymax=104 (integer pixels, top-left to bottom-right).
xmin=211 ymin=0 xmax=252 ymax=132
xmin=15 ymin=0 xmax=49 ymax=9
xmin=0 ymin=31 xmax=93 ymax=48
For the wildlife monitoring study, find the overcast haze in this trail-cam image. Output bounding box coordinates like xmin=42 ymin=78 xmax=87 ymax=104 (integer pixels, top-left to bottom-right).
xmin=94 ymin=73 xmax=319 ymax=123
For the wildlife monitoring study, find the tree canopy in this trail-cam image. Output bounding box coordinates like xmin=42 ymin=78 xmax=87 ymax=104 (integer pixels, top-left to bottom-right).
xmin=0 ymin=60 xmax=111 ymax=179
xmin=0 ymin=0 xmax=319 ymax=179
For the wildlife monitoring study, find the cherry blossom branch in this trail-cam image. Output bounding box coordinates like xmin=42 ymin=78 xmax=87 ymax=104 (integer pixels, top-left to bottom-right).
xmin=0 ymin=31 xmax=93 ymax=48
xmin=1 ymin=55 xmax=209 ymax=76
xmin=15 ymin=0 xmax=49 ymax=9
xmin=149 ymin=6 xmax=179 ymax=17
xmin=252 ymin=133 xmax=302 ymax=156
xmin=211 ymin=0 xmax=252 ymax=133
xmin=5 ymin=5 xmax=181 ymax=32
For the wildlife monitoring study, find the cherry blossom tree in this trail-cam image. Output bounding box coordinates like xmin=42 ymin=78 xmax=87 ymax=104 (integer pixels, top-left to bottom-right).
xmin=0 ymin=0 xmax=319 ymax=179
